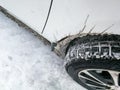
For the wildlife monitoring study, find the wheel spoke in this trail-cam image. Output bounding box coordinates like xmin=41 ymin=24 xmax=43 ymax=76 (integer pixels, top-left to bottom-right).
xmin=83 ymin=70 xmax=109 ymax=86
xmin=89 ymin=70 xmax=115 ymax=86
xmin=78 ymin=72 xmax=103 ymax=85
xmin=108 ymin=71 xmax=119 ymax=86
xmin=78 ymin=70 xmax=120 ymax=89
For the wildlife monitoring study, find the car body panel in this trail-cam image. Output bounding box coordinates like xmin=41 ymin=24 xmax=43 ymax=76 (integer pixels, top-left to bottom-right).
xmin=0 ymin=0 xmax=120 ymax=42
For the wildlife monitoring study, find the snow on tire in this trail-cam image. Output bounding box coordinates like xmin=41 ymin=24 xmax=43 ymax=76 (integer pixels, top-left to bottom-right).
xmin=65 ymin=34 xmax=120 ymax=90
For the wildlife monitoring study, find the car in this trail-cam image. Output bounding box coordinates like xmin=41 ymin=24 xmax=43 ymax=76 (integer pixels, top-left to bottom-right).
xmin=0 ymin=0 xmax=120 ymax=89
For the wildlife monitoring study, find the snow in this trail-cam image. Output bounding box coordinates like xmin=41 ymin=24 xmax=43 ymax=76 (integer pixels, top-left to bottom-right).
xmin=0 ymin=0 xmax=120 ymax=42
xmin=0 ymin=12 xmax=86 ymax=90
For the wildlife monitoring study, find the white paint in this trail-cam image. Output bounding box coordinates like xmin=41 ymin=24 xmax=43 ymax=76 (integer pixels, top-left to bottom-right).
xmin=0 ymin=0 xmax=120 ymax=42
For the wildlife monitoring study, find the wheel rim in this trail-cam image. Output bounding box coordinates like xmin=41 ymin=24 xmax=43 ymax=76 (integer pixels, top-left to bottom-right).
xmin=78 ymin=69 xmax=120 ymax=90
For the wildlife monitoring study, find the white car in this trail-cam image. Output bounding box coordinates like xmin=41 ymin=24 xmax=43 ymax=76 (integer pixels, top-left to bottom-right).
xmin=0 ymin=0 xmax=120 ymax=90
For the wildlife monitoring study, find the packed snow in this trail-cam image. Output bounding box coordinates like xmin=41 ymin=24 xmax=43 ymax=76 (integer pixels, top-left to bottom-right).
xmin=0 ymin=12 xmax=86 ymax=90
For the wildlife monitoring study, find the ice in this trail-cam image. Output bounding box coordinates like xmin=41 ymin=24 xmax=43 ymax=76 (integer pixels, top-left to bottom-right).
xmin=0 ymin=12 xmax=86 ymax=90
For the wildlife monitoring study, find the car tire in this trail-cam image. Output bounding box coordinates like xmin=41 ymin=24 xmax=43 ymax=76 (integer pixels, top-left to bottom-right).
xmin=65 ymin=34 xmax=120 ymax=90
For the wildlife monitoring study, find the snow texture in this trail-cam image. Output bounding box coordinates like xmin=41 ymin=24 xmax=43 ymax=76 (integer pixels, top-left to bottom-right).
xmin=0 ymin=12 xmax=86 ymax=90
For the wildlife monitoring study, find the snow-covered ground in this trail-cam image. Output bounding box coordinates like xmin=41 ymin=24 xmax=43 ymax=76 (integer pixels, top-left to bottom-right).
xmin=0 ymin=12 xmax=86 ymax=90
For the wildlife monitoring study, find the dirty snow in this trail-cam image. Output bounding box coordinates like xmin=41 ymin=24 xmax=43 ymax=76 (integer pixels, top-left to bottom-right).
xmin=0 ymin=12 xmax=86 ymax=90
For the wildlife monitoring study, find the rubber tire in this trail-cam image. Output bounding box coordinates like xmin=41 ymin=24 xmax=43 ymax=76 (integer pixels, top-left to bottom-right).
xmin=65 ymin=59 xmax=120 ymax=90
xmin=65 ymin=34 xmax=120 ymax=90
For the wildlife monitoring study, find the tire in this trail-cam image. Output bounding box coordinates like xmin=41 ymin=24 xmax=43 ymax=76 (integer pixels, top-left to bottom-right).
xmin=65 ymin=34 xmax=120 ymax=90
